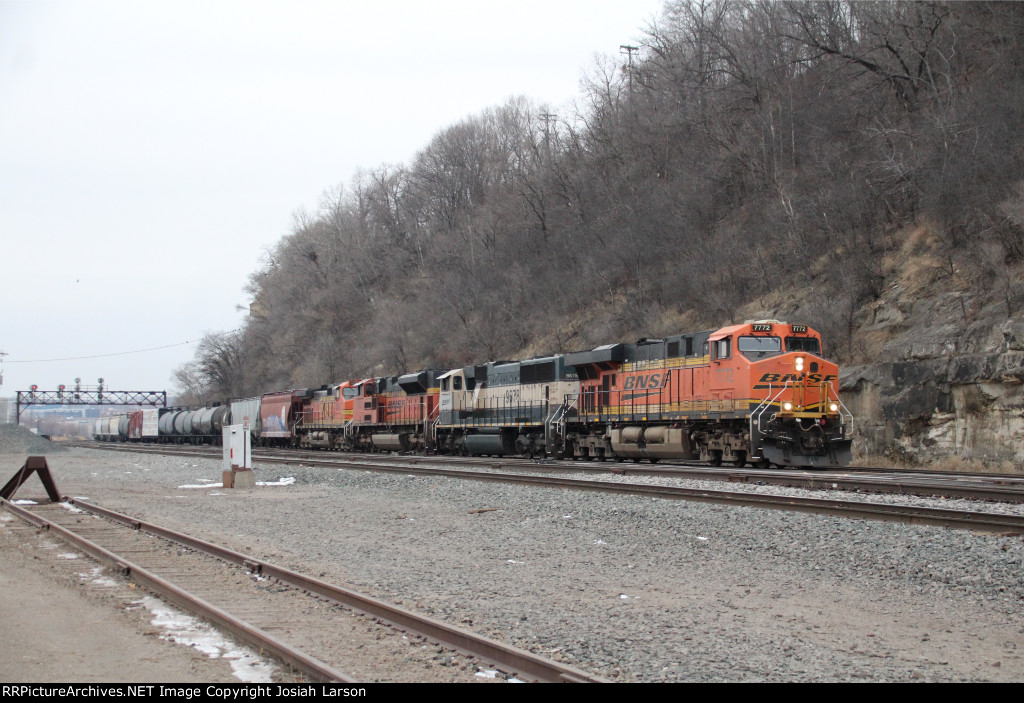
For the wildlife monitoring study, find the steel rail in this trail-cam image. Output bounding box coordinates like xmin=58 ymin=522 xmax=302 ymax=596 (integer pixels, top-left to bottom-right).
xmin=75 ymin=442 xmax=1024 ymax=504
xmin=59 ymin=498 xmax=606 ymax=683
xmin=246 ymin=455 xmax=1024 ymax=535
xmin=0 ymin=497 xmax=354 ymax=683
xmin=72 ymin=443 xmax=1024 ymax=532
xmin=277 ymin=450 xmax=1024 ymax=502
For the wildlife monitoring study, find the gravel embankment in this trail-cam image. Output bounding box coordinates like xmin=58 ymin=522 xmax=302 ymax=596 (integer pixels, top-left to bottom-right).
xmin=0 ymin=424 xmax=68 ymax=455
xmin=2 ymin=442 xmax=1022 ymax=682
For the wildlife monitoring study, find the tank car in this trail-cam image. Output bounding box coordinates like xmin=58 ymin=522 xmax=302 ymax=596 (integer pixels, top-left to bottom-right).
xmin=211 ymin=405 xmax=232 ymax=438
xmin=159 ymin=409 xmax=181 ymax=442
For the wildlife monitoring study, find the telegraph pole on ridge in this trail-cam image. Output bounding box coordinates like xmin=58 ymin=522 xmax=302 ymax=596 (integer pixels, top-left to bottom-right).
xmin=620 ymin=44 xmax=639 ymax=95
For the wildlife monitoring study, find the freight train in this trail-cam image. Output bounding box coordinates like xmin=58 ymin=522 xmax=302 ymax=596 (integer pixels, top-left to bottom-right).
xmin=95 ymin=321 xmax=853 ymax=468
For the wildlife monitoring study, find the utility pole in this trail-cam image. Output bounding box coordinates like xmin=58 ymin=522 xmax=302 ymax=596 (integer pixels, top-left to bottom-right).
xmin=620 ymin=44 xmax=639 ymax=95
xmin=538 ymin=111 xmax=557 ymax=162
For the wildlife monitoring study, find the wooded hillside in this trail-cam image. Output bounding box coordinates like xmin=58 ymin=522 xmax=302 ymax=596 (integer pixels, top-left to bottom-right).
xmin=174 ymin=1 xmax=1024 ymax=404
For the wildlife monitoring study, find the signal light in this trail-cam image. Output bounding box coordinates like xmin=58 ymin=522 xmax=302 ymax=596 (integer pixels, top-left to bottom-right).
xmin=31 ymin=384 xmax=38 ymax=391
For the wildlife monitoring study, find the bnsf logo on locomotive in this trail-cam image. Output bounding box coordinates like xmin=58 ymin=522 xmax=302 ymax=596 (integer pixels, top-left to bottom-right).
xmin=754 ymin=372 xmax=836 ymax=389
xmin=622 ymin=373 xmax=670 ymax=391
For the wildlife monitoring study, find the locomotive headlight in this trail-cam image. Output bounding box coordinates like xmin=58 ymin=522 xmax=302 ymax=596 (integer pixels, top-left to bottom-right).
xmin=795 ymin=356 xmax=805 ymax=372
xmin=830 ymin=402 xmax=839 ymax=412
xmin=783 ymin=402 xmax=793 ymax=411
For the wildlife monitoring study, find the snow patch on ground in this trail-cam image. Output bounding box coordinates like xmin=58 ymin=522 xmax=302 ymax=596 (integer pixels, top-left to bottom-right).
xmin=256 ymin=477 xmax=295 ymax=487
xmin=79 ymin=565 xmax=119 ymax=588
xmin=135 ymin=595 xmax=277 ymax=683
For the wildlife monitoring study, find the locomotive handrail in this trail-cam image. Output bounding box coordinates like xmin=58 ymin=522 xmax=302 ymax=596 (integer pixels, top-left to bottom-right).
xmin=541 ymin=393 xmax=579 ymax=455
xmin=423 ymin=402 xmax=441 ymax=447
xmin=833 ymin=391 xmax=855 ymax=438
xmin=750 ymin=382 xmax=792 ymax=455
xmin=550 ymin=394 xmax=578 ymax=435
xmin=818 ymin=382 xmax=854 ymax=438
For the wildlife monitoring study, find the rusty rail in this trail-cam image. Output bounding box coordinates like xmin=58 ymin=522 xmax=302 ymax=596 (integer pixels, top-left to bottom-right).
xmin=0 ymin=496 xmax=354 ymax=683
xmin=2 ymin=495 xmax=606 ymax=683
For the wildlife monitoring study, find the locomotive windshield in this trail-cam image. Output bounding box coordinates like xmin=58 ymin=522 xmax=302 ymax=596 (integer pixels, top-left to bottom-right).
xmin=785 ymin=337 xmax=821 ymax=354
xmin=738 ymin=335 xmax=782 ymax=360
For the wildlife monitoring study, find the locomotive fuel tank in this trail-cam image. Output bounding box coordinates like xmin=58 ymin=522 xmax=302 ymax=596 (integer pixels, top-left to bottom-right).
xmin=463 ymin=428 xmax=517 ymax=456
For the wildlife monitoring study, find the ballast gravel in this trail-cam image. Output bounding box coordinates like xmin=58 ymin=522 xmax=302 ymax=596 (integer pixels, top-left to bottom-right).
xmin=0 ymin=424 xmax=67 ymax=455
xmin=3 ymin=443 xmax=1023 ymax=683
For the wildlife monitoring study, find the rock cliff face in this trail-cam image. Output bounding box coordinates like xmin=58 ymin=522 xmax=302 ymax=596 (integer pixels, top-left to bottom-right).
xmin=839 ymin=313 xmax=1024 ymax=467
xmin=756 ymin=225 xmax=1024 ymax=469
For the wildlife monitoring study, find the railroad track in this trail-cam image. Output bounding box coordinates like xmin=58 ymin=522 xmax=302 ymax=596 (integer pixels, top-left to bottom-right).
xmin=73 ymin=443 xmax=1024 ymax=534
xmin=0 ymin=495 xmax=605 ymax=683
xmin=287 ymin=450 xmax=1024 ymax=504
xmin=73 ymin=441 xmax=1024 ymax=504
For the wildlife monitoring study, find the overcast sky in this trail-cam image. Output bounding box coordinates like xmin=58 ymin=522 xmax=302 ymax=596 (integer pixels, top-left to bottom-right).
xmin=0 ymin=0 xmax=664 ymax=398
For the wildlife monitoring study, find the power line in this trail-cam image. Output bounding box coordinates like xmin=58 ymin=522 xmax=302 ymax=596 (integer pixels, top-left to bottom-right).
xmin=4 ymin=338 xmax=206 ymax=364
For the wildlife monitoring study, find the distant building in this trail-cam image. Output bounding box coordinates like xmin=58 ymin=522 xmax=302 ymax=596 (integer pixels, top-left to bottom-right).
xmin=249 ymin=298 xmax=267 ymax=320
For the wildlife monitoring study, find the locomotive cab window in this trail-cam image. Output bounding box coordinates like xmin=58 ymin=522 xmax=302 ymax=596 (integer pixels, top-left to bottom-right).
xmin=713 ymin=338 xmax=730 ymax=360
xmin=785 ymin=337 xmax=821 ymax=354
xmin=738 ymin=335 xmax=782 ymax=360
xmin=441 ymin=378 xmax=449 ymax=392
xmin=453 ymin=376 xmax=463 ymax=391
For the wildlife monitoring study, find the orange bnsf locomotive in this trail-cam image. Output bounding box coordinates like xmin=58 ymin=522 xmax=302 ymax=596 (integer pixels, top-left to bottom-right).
xmin=432 ymin=321 xmax=852 ymax=468
xmin=295 ymin=372 xmax=441 ymax=452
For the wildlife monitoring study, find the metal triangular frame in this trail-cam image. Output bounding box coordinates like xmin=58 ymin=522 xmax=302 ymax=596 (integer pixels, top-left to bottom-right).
xmin=0 ymin=456 xmax=62 ymax=503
